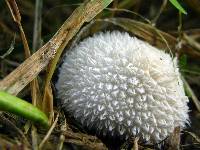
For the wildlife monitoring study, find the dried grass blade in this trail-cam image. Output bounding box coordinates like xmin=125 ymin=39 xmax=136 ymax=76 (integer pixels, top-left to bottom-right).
xmin=5 ymin=0 xmax=41 ymax=108
xmin=5 ymin=0 xmax=21 ymax=23
xmin=42 ymin=84 xmax=54 ymax=123
xmin=0 ymin=0 xmax=113 ymax=95
xmin=184 ymin=131 xmax=200 ymax=143
xmin=103 ymin=18 xmax=200 ymax=58
xmin=39 ymin=113 xmax=59 ymax=149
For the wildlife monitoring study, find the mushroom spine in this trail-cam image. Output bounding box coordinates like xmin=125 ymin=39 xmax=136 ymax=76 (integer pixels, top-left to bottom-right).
xmin=56 ymin=31 xmax=189 ymax=142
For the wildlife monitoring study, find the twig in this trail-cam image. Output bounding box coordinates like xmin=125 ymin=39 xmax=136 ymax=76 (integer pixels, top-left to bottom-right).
xmin=31 ymin=125 xmax=38 ymax=150
xmin=184 ymin=131 xmax=200 ymax=143
xmin=39 ymin=113 xmax=59 ymax=149
xmin=132 ymin=137 xmax=139 ymax=150
xmin=57 ymin=117 xmax=67 ymax=150
xmin=57 ymin=134 xmax=65 ymax=150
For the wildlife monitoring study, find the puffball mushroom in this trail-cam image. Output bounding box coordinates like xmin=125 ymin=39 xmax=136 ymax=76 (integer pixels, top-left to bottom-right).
xmin=56 ymin=31 xmax=189 ymax=142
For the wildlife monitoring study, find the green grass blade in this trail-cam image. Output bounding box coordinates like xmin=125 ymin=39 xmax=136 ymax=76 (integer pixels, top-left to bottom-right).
xmin=169 ymin=0 xmax=187 ymax=14
xmin=0 ymin=91 xmax=49 ymax=128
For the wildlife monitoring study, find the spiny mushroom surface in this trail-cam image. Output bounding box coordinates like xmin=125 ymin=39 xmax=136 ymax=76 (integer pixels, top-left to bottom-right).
xmin=56 ymin=31 xmax=189 ymax=142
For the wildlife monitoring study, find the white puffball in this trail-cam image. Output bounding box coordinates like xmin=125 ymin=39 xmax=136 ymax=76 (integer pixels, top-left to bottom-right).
xmin=56 ymin=31 xmax=189 ymax=142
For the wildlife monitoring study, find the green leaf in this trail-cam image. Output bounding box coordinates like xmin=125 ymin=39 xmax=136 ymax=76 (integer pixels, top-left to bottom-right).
xmin=0 ymin=91 xmax=49 ymax=128
xmin=179 ymin=54 xmax=187 ymax=69
xmin=169 ymin=0 xmax=187 ymax=14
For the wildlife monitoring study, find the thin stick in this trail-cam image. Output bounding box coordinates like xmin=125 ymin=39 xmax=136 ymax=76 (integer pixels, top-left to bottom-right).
xmin=132 ymin=137 xmax=139 ymax=150
xmin=183 ymin=33 xmax=200 ymax=52
xmin=32 ymin=125 xmax=38 ymax=150
xmin=39 ymin=113 xmax=59 ymax=149
xmin=57 ymin=117 xmax=67 ymax=150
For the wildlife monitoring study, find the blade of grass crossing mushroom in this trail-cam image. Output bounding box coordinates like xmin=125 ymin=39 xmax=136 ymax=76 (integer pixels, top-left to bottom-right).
xmin=43 ymin=0 xmax=113 ymax=84
xmin=42 ymin=0 xmax=113 ymax=122
xmin=0 ymin=91 xmax=49 ymax=128
xmin=0 ymin=0 xmax=113 ymax=96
